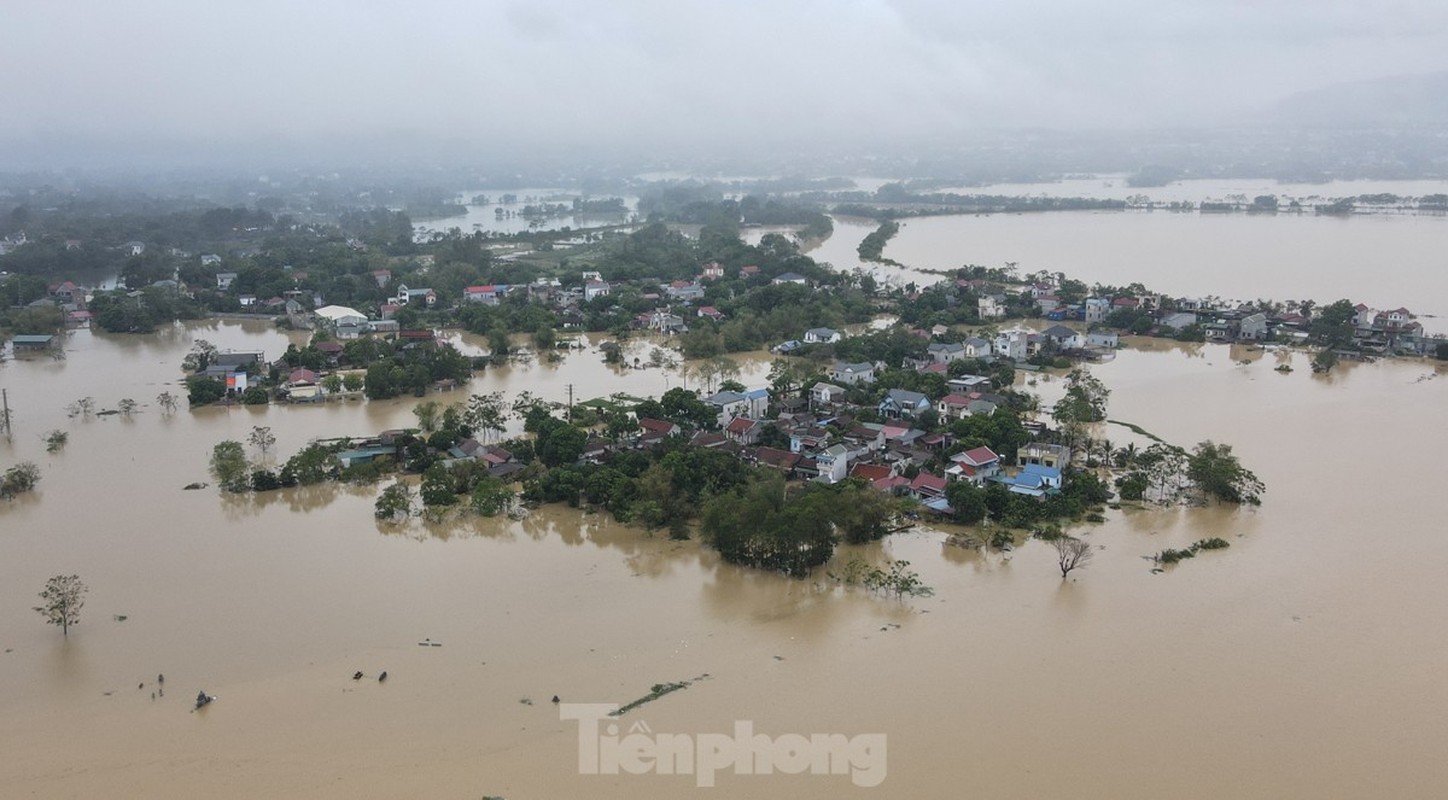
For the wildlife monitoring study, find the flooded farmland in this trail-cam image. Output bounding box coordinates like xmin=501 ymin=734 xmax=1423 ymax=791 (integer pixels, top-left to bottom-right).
xmin=3 ymin=315 xmax=1447 ymax=798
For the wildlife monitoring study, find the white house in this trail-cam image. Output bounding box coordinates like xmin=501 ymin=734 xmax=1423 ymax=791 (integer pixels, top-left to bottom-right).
xmin=464 ymin=285 xmax=502 ymax=304
xmin=963 ymin=336 xmax=992 ymax=358
xmin=314 ymin=304 xmax=368 ymax=328
xmin=393 ymin=284 xmax=437 ymax=306
xmin=1160 ymin=312 xmax=1197 ymax=331
xmin=1039 ymin=324 xmax=1082 ymax=350
xmin=831 ymin=361 xmax=875 ymax=385
xmin=584 ymin=280 xmax=611 ymax=301
xmin=216 ymin=272 xmax=238 ymax=290
xmin=810 ymin=382 xmax=848 ymax=407
xmin=946 ymin=446 xmax=1001 ymax=485
xmin=772 ymin=272 xmax=809 ymax=285
xmin=705 ymin=388 xmax=767 ymax=426
xmin=1238 ymin=313 xmax=1269 ymax=340
xmin=1084 ymin=297 xmax=1110 ymax=323
xmin=816 ymin=444 xmax=850 ymax=484
xmin=994 ymin=329 xmax=1029 ymax=361
xmin=978 ymin=293 xmax=1007 ymax=320
xmin=926 ymin=342 xmax=966 ymax=364
xmin=804 ymin=327 xmax=842 ymax=344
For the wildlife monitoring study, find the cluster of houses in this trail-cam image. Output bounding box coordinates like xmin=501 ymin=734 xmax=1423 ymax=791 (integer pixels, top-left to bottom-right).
xmin=334 ymin=430 xmax=527 ymax=481
xmin=24 ymin=280 xmax=96 ymax=329
xmin=573 ymin=370 xmax=1077 ymax=517
xmin=968 ymin=275 xmax=1437 ymax=355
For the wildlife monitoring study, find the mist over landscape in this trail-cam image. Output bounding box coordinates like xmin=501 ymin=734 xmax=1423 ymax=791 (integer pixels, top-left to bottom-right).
xmin=3 ymin=0 xmax=1447 ymax=177
xmin=7 ymin=4 xmax=1448 ymax=800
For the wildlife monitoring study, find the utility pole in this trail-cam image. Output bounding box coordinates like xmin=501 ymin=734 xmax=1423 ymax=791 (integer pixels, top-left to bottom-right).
xmin=566 ymin=383 xmax=573 ymax=423
xmin=1 ymin=388 xmax=11 ymax=442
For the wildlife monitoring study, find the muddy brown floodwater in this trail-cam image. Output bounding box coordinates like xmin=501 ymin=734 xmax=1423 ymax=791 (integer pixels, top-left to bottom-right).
xmin=2 ymin=319 xmax=1447 ymax=799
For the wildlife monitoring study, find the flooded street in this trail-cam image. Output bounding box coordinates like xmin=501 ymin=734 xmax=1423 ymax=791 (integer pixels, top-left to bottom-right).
xmin=2 ymin=318 xmax=1446 ymax=797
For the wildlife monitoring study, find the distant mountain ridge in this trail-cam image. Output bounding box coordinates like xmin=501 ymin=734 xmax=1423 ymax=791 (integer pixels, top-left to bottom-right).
xmin=1265 ymin=71 xmax=1448 ymax=129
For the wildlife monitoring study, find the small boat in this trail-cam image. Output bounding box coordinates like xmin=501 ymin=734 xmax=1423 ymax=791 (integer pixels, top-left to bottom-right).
xmin=195 ymin=691 xmax=215 ymax=710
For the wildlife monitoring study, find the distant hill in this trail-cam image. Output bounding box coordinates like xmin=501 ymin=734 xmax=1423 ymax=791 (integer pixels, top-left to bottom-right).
xmin=1263 ymin=72 xmax=1448 ymax=129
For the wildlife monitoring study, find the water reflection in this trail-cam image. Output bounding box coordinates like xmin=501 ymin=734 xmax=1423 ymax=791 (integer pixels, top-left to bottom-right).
xmin=5 ymin=304 xmax=1448 ymax=799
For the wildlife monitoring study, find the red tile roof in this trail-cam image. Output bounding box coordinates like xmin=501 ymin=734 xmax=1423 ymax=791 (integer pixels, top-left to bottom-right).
xmin=638 ymin=418 xmax=678 ymax=434
xmin=725 ymin=417 xmax=757 ymax=434
xmin=959 ymin=446 xmax=999 ymax=466
xmin=755 ymin=447 xmax=800 ymax=469
xmin=911 ymin=473 xmax=947 ymax=493
xmin=849 ymin=463 xmax=892 ymax=482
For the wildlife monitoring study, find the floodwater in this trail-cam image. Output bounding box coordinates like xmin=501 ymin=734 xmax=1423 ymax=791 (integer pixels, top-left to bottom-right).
xmin=3 ymin=318 xmax=1448 ymax=797
xmin=884 ymin=210 xmax=1448 ymax=326
xmin=935 ymin=175 xmax=1448 ymax=205
xmin=413 ymin=188 xmax=638 ymax=238
xmin=744 ymin=217 xmax=947 ymax=290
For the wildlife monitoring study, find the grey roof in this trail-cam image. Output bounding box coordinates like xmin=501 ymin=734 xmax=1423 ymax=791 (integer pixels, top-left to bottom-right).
xmin=927 ymin=342 xmax=965 ymax=353
xmin=1041 ymin=324 xmax=1077 ymax=339
xmin=833 ymin=361 xmax=873 ymax=373
xmin=705 ymin=391 xmax=746 ymax=406
xmin=965 ymin=337 xmax=990 ymax=348
xmin=884 ymin=389 xmax=929 ymax=406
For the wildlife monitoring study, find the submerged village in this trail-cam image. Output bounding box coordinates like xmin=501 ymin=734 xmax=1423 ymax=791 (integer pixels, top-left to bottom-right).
xmin=4 ymin=192 xmax=1437 ymax=577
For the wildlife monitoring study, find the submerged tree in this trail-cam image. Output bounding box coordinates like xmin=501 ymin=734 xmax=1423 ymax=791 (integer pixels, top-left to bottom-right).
xmin=67 ymin=397 xmax=96 ymax=419
xmin=1 ymin=462 xmax=41 ymax=499
xmin=44 ymin=430 xmax=68 ymax=453
xmin=1052 ymin=536 xmax=1094 ymax=579
xmin=412 ymin=400 xmax=442 ymax=432
xmin=156 ymin=390 xmax=178 ymax=415
xmin=375 ymin=481 xmax=415 ymax=521
xmin=466 ymin=392 xmax=507 ymax=442
xmin=210 ymin=440 xmax=250 ymax=493
xmin=117 ymin=398 xmax=138 ymax=418
xmin=34 ymin=574 xmax=87 ymax=637
xmin=247 ymin=426 xmax=276 ymax=457
xmin=1187 ymin=441 xmax=1265 ymax=505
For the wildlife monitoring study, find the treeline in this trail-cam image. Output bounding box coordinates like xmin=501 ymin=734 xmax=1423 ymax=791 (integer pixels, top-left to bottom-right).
xmin=857 ymin=221 xmax=900 ymax=262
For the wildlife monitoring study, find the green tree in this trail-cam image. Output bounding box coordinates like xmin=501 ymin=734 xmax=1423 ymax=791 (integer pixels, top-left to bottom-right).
xmin=470 ymin=478 xmax=515 ymax=517
xmin=945 ymin=481 xmax=987 ymax=524
xmin=33 ymin=574 xmax=87 ymax=637
xmin=186 ymin=376 xmax=227 ymax=407
xmin=210 ymin=441 xmax=250 ymax=493
xmin=1 ymin=462 xmax=41 ymax=499
xmin=281 ymin=444 xmax=341 ymax=486
xmin=375 ymin=481 xmax=415 ymax=521
xmin=466 ymin=392 xmax=507 ymax=442
xmin=1309 ymin=299 xmax=1356 ymax=348
xmin=420 ymin=463 xmax=458 ymax=506
xmin=413 ymin=400 xmax=442 ymax=432
xmin=1186 ymin=441 xmax=1265 ymax=505
xmin=248 ymin=425 xmax=276 ymax=457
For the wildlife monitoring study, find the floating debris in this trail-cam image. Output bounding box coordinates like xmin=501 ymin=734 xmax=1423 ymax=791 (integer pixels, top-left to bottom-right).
xmin=610 ymin=674 xmax=710 ymax=717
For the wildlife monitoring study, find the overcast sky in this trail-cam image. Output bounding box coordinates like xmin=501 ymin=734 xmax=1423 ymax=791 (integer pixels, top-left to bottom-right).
xmin=3 ymin=0 xmax=1446 ymax=161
